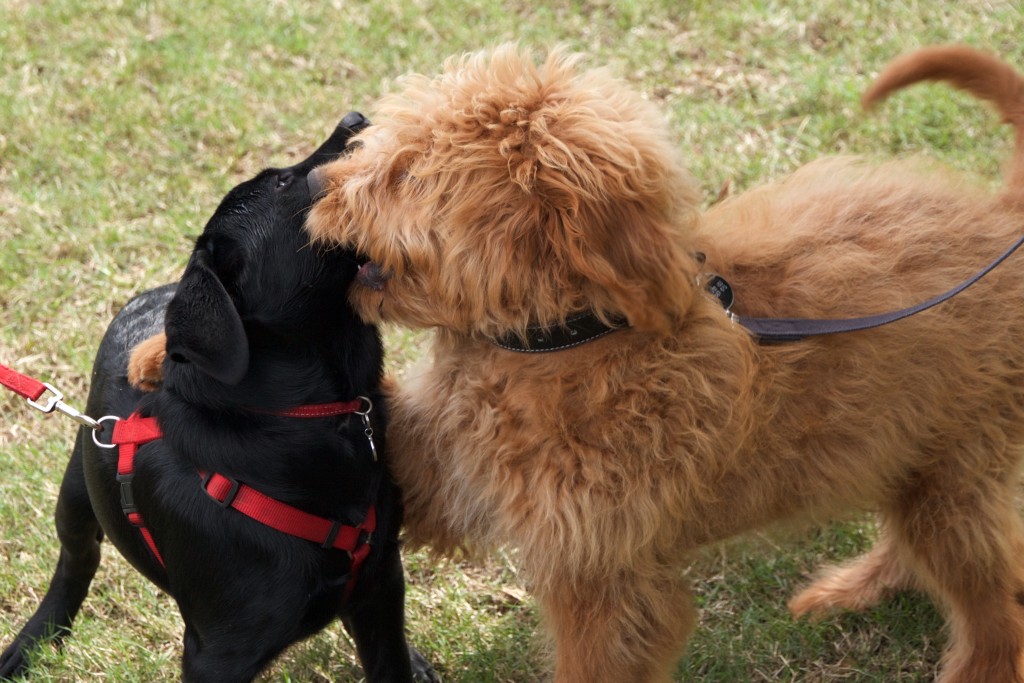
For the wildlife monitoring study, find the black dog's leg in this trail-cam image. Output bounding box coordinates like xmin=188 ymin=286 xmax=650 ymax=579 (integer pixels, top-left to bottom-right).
xmin=343 ymin=547 xmax=440 ymax=683
xmin=0 ymin=432 xmax=102 ymax=680
xmin=181 ymin=600 xmax=303 ymax=683
xmin=181 ymin=625 xmax=274 ymax=683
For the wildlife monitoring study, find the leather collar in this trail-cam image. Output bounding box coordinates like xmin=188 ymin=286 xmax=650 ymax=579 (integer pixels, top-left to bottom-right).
xmin=492 ymin=312 xmax=629 ymax=353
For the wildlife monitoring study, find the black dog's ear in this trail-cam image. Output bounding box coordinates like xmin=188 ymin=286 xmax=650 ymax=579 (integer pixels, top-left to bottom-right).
xmin=164 ymin=258 xmax=249 ymax=385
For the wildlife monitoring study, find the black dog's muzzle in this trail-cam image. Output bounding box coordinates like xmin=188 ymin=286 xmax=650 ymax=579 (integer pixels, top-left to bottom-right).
xmin=307 ymin=111 xmax=370 ymax=202
xmin=307 ymin=166 xmax=327 ymax=202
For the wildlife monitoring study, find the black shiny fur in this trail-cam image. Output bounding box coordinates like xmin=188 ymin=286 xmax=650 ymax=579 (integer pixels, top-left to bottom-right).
xmin=0 ymin=113 xmax=437 ymax=683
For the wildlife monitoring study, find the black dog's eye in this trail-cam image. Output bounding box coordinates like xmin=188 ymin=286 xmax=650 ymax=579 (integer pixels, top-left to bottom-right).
xmin=276 ymin=171 xmax=294 ymax=189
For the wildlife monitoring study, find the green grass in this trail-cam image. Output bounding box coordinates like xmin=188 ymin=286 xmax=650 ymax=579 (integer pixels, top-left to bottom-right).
xmin=1 ymin=0 xmax=1022 ymax=680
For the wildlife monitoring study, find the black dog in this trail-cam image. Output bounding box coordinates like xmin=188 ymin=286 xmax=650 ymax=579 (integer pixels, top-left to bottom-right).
xmin=0 ymin=113 xmax=437 ymax=683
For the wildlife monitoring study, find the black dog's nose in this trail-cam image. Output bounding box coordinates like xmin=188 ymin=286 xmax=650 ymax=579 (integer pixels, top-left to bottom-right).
xmin=341 ymin=111 xmax=369 ymax=132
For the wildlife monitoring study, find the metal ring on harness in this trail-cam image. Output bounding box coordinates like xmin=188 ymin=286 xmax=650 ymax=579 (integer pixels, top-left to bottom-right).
xmin=91 ymin=415 xmax=122 ymax=449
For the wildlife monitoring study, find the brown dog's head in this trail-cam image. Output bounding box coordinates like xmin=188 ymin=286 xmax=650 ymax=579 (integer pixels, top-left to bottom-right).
xmin=306 ymin=45 xmax=701 ymax=339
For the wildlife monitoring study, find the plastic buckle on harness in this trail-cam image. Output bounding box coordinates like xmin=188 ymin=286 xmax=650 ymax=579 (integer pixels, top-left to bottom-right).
xmin=116 ymin=472 xmax=139 ymax=520
xmin=202 ymin=472 xmax=241 ymax=508
xmin=322 ymin=521 xmax=342 ymax=549
xmin=356 ymin=529 xmax=373 ymax=560
xmin=321 ymin=522 xmax=373 ymax=551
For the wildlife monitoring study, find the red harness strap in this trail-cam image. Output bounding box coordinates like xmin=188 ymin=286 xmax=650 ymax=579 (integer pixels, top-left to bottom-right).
xmin=109 ymin=407 xmax=376 ymax=597
xmin=111 ymin=413 xmax=166 ymax=566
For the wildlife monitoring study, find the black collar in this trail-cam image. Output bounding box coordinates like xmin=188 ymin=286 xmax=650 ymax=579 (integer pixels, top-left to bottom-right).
xmin=492 ymin=312 xmax=629 ymax=352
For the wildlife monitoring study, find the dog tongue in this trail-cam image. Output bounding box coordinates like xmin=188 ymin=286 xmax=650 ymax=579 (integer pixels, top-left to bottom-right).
xmin=357 ymin=262 xmax=388 ymax=291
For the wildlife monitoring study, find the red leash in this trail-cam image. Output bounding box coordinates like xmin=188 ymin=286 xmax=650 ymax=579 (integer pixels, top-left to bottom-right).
xmin=0 ymin=362 xmax=102 ymax=431
xmin=1 ymin=360 xmax=376 ymax=459
xmin=0 ymin=363 xmax=48 ymax=401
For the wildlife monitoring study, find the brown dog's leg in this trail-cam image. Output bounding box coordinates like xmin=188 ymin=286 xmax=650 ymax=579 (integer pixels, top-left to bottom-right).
xmin=889 ymin=465 xmax=1024 ymax=683
xmin=539 ymin=569 xmax=694 ymax=683
xmin=127 ymin=332 xmax=167 ymax=391
xmin=384 ymin=377 xmax=469 ymax=554
xmin=789 ymin=524 xmax=917 ymax=617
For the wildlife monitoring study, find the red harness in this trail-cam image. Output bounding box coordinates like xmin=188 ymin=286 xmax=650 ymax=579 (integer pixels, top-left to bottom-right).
xmin=109 ymin=402 xmax=377 ymax=597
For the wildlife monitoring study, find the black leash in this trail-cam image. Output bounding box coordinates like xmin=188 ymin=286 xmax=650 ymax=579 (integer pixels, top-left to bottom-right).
xmin=715 ymin=233 xmax=1024 ymax=342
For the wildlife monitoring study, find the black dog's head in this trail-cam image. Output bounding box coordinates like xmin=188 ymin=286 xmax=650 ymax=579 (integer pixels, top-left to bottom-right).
xmin=162 ymin=112 xmax=371 ymax=394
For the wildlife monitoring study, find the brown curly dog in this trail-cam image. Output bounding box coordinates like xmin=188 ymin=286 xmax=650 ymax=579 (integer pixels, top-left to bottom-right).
xmin=133 ymin=45 xmax=1024 ymax=681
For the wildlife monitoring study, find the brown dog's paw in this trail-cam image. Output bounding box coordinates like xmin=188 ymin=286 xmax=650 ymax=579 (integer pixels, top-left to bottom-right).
xmin=128 ymin=333 xmax=167 ymax=391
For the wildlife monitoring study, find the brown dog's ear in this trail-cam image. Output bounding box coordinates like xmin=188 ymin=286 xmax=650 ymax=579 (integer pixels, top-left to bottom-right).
xmin=482 ymin=52 xmax=702 ymax=333
xmin=520 ymin=133 xmax=699 ymax=334
xmin=564 ymin=202 xmax=698 ymax=334
xmin=164 ymin=259 xmax=249 ymax=385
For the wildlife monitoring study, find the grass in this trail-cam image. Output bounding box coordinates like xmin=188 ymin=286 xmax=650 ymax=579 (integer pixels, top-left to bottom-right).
xmin=1 ymin=0 xmax=1022 ymax=680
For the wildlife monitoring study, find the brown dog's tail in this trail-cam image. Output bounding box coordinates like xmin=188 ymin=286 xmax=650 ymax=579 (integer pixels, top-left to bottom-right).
xmin=863 ymin=45 xmax=1024 ymax=193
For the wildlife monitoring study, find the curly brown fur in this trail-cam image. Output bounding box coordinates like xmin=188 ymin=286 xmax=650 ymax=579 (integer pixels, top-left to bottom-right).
xmin=104 ymin=44 xmax=1024 ymax=681
xmin=301 ymin=43 xmax=1024 ymax=683
xmin=306 ymin=46 xmax=701 ymax=339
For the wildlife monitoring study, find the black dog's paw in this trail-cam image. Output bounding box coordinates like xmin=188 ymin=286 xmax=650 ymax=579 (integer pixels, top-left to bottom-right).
xmin=410 ymin=647 xmax=441 ymax=683
xmin=0 ymin=642 xmax=30 ymax=680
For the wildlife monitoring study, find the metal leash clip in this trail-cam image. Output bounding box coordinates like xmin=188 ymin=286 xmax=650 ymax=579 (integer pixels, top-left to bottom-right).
xmin=27 ymin=382 xmax=101 ymax=431
xmin=354 ymin=396 xmax=378 ymax=461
